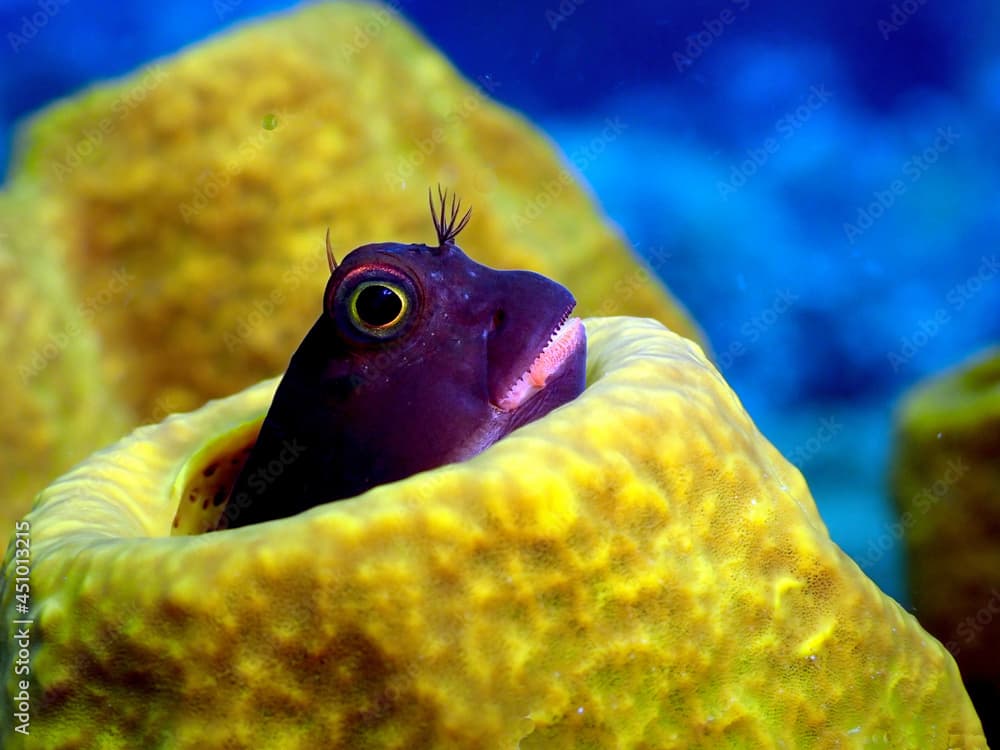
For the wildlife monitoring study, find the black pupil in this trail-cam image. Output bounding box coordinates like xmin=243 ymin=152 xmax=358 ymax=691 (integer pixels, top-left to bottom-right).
xmin=356 ymin=285 xmax=403 ymax=327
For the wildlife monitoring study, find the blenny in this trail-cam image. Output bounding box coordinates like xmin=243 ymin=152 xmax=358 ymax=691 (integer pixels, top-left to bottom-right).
xmin=223 ymin=188 xmax=586 ymax=528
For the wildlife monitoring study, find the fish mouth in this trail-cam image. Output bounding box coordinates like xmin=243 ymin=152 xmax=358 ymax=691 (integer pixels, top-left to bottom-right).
xmin=495 ymin=311 xmax=586 ymax=413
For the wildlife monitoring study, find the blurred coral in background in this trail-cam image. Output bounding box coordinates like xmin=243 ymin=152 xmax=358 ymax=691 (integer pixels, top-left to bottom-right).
xmin=5 ymin=0 xmax=995 ymax=600
xmin=0 ymin=1 xmax=699 ymax=538
xmin=2 ymin=0 xmax=998 ymax=740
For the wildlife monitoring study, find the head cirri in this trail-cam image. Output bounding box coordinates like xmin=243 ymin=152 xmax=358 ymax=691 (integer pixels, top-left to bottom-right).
xmin=222 ymin=187 xmax=586 ymax=528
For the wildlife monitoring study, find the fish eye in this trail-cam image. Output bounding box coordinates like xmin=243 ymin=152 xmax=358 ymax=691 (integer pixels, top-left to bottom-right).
xmin=346 ymin=279 xmax=410 ymax=337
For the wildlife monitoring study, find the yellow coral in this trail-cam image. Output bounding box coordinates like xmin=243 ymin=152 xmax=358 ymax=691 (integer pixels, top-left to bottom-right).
xmin=1 ymin=1 xmax=703 ymax=537
xmin=0 ymin=185 xmax=131 ymax=515
xmin=891 ymin=346 xmax=1000 ymax=743
xmin=2 ymin=319 xmax=984 ymax=748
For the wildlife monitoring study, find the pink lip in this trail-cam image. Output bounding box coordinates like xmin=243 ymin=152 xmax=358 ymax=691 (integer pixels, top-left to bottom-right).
xmin=496 ymin=317 xmax=585 ymax=412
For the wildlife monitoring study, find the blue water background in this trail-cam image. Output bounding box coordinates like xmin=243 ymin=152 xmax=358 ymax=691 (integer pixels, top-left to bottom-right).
xmin=3 ymin=0 xmax=999 ymax=604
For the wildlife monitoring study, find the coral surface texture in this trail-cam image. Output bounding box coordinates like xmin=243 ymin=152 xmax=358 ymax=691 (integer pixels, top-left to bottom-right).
xmin=1 ymin=318 xmax=985 ymax=749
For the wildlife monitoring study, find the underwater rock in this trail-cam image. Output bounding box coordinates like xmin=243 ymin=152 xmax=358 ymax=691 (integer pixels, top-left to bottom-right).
xmin=0 ymin=1 xmax=702 ymax=538
xmin=891 ymin=345 xmax=1000 ymax=745
xmin=1 ymin=318 xmax=984 ymax=748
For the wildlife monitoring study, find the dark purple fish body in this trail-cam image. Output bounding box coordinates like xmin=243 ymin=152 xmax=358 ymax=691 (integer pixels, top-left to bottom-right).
xmin=223 ymin=191 xmax=586 ymax=528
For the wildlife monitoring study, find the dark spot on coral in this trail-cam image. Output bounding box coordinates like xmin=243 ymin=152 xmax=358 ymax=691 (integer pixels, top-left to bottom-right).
xmin=325 ymin=629 xmax=438 ymax=746
xmin=173 ymin=435 xmax=256 ymax=536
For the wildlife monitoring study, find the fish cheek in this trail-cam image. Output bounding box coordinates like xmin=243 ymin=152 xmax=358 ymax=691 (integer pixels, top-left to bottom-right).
xmin=321 ymin=374 xmax=362 ymax=404
xmin=369 ymin=360 xmax=484 ymax=469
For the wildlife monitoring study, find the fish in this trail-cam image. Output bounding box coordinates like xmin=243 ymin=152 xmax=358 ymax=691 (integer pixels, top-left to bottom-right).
xmin=222 ymin=188 xmax=587 ymax=528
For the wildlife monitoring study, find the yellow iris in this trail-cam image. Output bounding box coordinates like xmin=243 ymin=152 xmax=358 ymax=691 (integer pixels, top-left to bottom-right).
xmin=347 ymin=279 xmax=410 ymax=337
